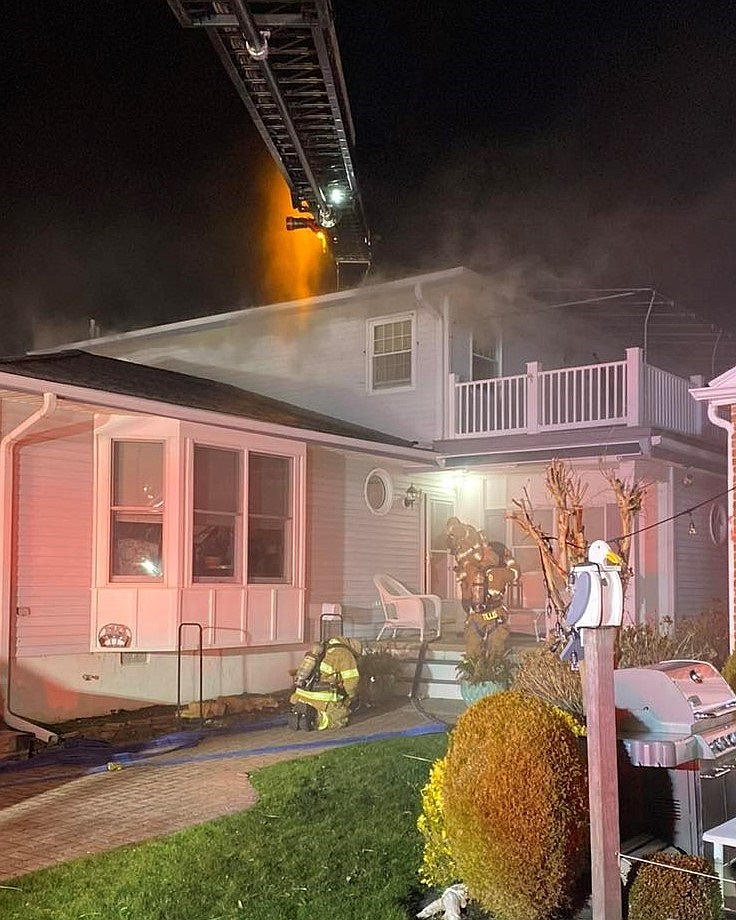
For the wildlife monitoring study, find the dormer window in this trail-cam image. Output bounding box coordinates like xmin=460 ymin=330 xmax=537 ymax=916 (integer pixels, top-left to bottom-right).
xmin=367 ymin=313 xmax=415 ymax=392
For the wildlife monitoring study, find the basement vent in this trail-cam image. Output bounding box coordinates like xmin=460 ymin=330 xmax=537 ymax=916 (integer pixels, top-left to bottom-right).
xmin=120 ymin=652 xmax=149 ymax=666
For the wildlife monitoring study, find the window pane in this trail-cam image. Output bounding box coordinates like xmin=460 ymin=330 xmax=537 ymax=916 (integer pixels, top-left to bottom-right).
xmin=248 ymin=453 xmax=292 ymax=583
xmin=193 ymin=513 xmax=236 ymax=578
xmin=194 ymin=446 xmax=239 ymax=513
xmin=373 ymin=352 xmax=411 ymax=387
xmin=113 ymin=442 xmax=163 ymax=508
xmin=365 ymin=474 xmax=387 ymax=511
xmin=111 ymin=513 xmax=163 ymax=577
xmin=248 ymin=519 xmax=289 ymax=581
xmin=373 ymin=320 xmax=411 ymax=355
xmin=249 ymin=454 xmax=290 ymax=516
xmin=371 ymin=318 xmax=412 ymax=388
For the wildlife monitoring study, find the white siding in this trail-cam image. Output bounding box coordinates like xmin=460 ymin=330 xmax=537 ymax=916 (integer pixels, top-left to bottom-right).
xmin=306 ymin=446 xmax=423 ymax=638
xmin=91 ymin=282 xmax=471 ymax=442
xmin=673 ymin=473 xmax=729 ymax=619
xmin=15 ymin=426 xmax=94 ymax=656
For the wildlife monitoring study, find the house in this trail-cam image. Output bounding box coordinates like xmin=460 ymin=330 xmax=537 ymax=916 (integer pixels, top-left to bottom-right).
xmin=14 ymin=268 xmax=732 ymax=730
xmin=0 ymin=350 xmax=442 ymax=735
xmin=54 ymin=267 xmax=732 ymax=633
xmin=691 ymin=369 xmax=736 ymax=650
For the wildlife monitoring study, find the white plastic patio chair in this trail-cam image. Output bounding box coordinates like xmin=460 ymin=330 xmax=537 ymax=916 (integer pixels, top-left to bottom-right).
xmin=373 ymin=574 xmax=442 ymax=642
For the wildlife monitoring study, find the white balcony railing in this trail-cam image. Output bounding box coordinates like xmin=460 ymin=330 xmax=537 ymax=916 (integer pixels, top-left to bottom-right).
xmin=449 ymin=347 xmax=704 ymax=439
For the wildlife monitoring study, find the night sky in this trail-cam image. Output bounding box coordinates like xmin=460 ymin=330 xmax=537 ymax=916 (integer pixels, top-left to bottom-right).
xmin=3 ymin=1 xmax=736 ymax=354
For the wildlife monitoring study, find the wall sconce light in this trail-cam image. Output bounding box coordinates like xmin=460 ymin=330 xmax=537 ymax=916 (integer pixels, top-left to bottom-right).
xmin=682 ymin=468 xmax=694 ymax=487
xmin=403 ymin=483 xmax=421 ymax=508
xmin=688 ymin=512 xmax=697 ymax=536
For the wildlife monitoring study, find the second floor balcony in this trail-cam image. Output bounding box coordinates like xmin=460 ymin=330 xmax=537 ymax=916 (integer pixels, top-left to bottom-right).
xmin=449 ymin=347 xmax=707 ymax=440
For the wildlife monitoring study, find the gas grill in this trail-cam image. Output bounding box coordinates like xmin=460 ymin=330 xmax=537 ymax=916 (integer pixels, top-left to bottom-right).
xmin=615 ymin=660 xmax=736 ymax=856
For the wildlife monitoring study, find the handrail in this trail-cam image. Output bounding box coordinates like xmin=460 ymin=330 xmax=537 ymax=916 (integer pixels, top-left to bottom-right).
xmin=450 ymin=351 xmax=705 ymax=439
xmin=177 ymin=622 xmax=203 ymax=724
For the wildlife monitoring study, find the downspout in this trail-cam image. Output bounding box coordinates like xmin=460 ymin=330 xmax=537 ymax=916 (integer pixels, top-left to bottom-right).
xmin=707 ymin=402 xmax=735 ymax=653
xmin=0 ymin=392 xmax=59 ymax=743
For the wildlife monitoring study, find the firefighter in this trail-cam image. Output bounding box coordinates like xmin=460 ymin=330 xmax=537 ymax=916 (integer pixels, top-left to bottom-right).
xmin=288 ymin=637 xmax=362 ymax=731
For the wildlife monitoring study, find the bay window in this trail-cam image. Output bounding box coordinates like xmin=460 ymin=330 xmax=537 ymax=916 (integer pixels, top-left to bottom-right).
xmin=110 ymin=441 xmax=164 ymax=579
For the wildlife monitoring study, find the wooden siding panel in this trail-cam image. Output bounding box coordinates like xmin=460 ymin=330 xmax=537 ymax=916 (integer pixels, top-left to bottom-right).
xmin=307 ymin=447 xmax=346 ymax=609
xmin=304 ymin=447 xmax=425 ymax=637
xmin=673 ymin=476 xmax=728 ymax=619
xmin=15 ymin=427 xmax=94 ymax=657
xmin=340 ymin=454 xmax=421 ymax=608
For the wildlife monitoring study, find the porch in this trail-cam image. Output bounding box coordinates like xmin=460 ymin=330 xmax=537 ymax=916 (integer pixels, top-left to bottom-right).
xmin=448 ymin=347 xmax=706 ymax=440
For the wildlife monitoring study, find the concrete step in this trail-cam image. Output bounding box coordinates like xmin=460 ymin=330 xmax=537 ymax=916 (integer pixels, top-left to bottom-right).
xmin=394 ymin=646 xmax=465 ymax=701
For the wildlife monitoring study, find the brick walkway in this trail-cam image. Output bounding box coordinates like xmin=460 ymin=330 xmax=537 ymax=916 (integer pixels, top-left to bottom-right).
xmin=0 ymin=701 xmax=454 ymax=881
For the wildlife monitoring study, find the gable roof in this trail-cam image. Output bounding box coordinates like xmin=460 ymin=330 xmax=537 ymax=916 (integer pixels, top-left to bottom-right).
xmin=0 ymin=350 xmax=426 ymax=453
xmin=37 ymin=266 xmax=481 ymax=352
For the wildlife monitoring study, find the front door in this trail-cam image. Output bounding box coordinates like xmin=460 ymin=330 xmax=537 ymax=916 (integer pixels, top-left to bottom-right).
xmin=425 ymin=497 xmax=455 ymax=598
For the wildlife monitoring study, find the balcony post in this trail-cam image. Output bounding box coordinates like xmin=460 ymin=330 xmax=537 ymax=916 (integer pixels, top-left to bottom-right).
xmin=625 ymin=348 xmax=643 ymax=427
xmin=690 ymin=375 xmax=704 ymax=435
xmin=526 ymin=361 xmax=541 ymax=433
xmin=447 ymin=373 xmax=457 ymax=437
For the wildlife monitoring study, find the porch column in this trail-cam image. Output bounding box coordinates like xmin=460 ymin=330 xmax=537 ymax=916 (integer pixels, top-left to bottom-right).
xmin=689 ymin=375 xmax=704 ymax=435
xmin=625 ymin=348 xmax=643 ymax=427
xmin=526 ymin=361 xmax=541 ymax=433
xmin=447 ymin=373 xmax=457 ymax=438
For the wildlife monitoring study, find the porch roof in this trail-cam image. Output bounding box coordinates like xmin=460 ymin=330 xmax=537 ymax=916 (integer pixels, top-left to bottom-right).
xmin=0 ymin=349 xmax=420 ymax=451
xmin=434 ymin=425 xmax=726 ymax=475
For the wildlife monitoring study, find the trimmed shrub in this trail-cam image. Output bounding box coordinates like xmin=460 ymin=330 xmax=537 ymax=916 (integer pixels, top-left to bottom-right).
xmin=627 ymin=851 xmax=723 ymax=920
xmin=417 ymin=755 xmax=458 ymax=888
xmin=442 ymin=690 xmax=588 ymax=920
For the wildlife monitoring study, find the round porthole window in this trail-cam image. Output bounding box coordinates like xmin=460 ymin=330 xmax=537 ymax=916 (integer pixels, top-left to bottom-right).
xmin=709 ymin=503 xmax=728 ymax=546
xmin=364 ymin=468 xmax=393 ymax=515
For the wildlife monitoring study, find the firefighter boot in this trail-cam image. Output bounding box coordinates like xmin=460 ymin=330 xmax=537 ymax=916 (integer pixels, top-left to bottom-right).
xmin=288 ymin=702 xmax=317 ymax=731
xmin=299 ymin=702 xmax=317 ymax=731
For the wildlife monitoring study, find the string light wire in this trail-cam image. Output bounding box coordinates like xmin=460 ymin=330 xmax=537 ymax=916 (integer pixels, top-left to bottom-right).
xmin=609 ymin=484 xmax=734 ymax=545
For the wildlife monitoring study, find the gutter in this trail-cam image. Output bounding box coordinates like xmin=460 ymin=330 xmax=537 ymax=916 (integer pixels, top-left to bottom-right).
xmin=706 ymin=402 xmax=735 ymax=653
xmin=0 ymin=393 xmax=59 ymax=743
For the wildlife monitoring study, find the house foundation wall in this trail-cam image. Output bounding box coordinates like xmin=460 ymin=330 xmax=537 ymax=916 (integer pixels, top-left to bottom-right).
xmin=6 ymin=647 xmax=302 ymax=723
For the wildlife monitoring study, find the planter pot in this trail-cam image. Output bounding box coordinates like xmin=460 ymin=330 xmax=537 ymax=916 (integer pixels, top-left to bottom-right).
xmin=460 ymin=679 xmax=505 ymax=705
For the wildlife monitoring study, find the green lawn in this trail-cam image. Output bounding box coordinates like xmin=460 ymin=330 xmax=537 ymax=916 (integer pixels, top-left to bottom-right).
xmin=0 ymin=733 xmax=448 ymax=920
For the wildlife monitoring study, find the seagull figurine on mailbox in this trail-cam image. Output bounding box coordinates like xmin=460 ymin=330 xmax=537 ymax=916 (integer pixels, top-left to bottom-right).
xmin=561 ymin=540 xmax=624 ymax=666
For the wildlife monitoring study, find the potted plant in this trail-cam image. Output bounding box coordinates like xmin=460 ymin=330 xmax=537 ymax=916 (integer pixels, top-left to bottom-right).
xmin=457 ymin=625 xmax=513 ymax=704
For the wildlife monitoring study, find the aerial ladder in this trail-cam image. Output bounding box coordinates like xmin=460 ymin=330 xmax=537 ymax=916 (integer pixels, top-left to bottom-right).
xmin=166 ymin=0 xmax=371 ymax=286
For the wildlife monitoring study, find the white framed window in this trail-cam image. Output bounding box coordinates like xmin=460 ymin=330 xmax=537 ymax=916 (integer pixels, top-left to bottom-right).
xmin=364 ymin=468 xmax=394 ymax=515
xmin=192 ymin=445 xmax=242 ymax=581
xmin=367 ymin=313 xmax=415 ymax=391
xmin=110 ymin=440 xmax=164 ymax=580
xmin=247 ymin=453 xmax=292 ymax=583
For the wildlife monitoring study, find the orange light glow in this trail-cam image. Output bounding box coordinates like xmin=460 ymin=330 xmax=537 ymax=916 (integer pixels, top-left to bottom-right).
xmin=259 ymin=158 xmax=332 ymax=303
